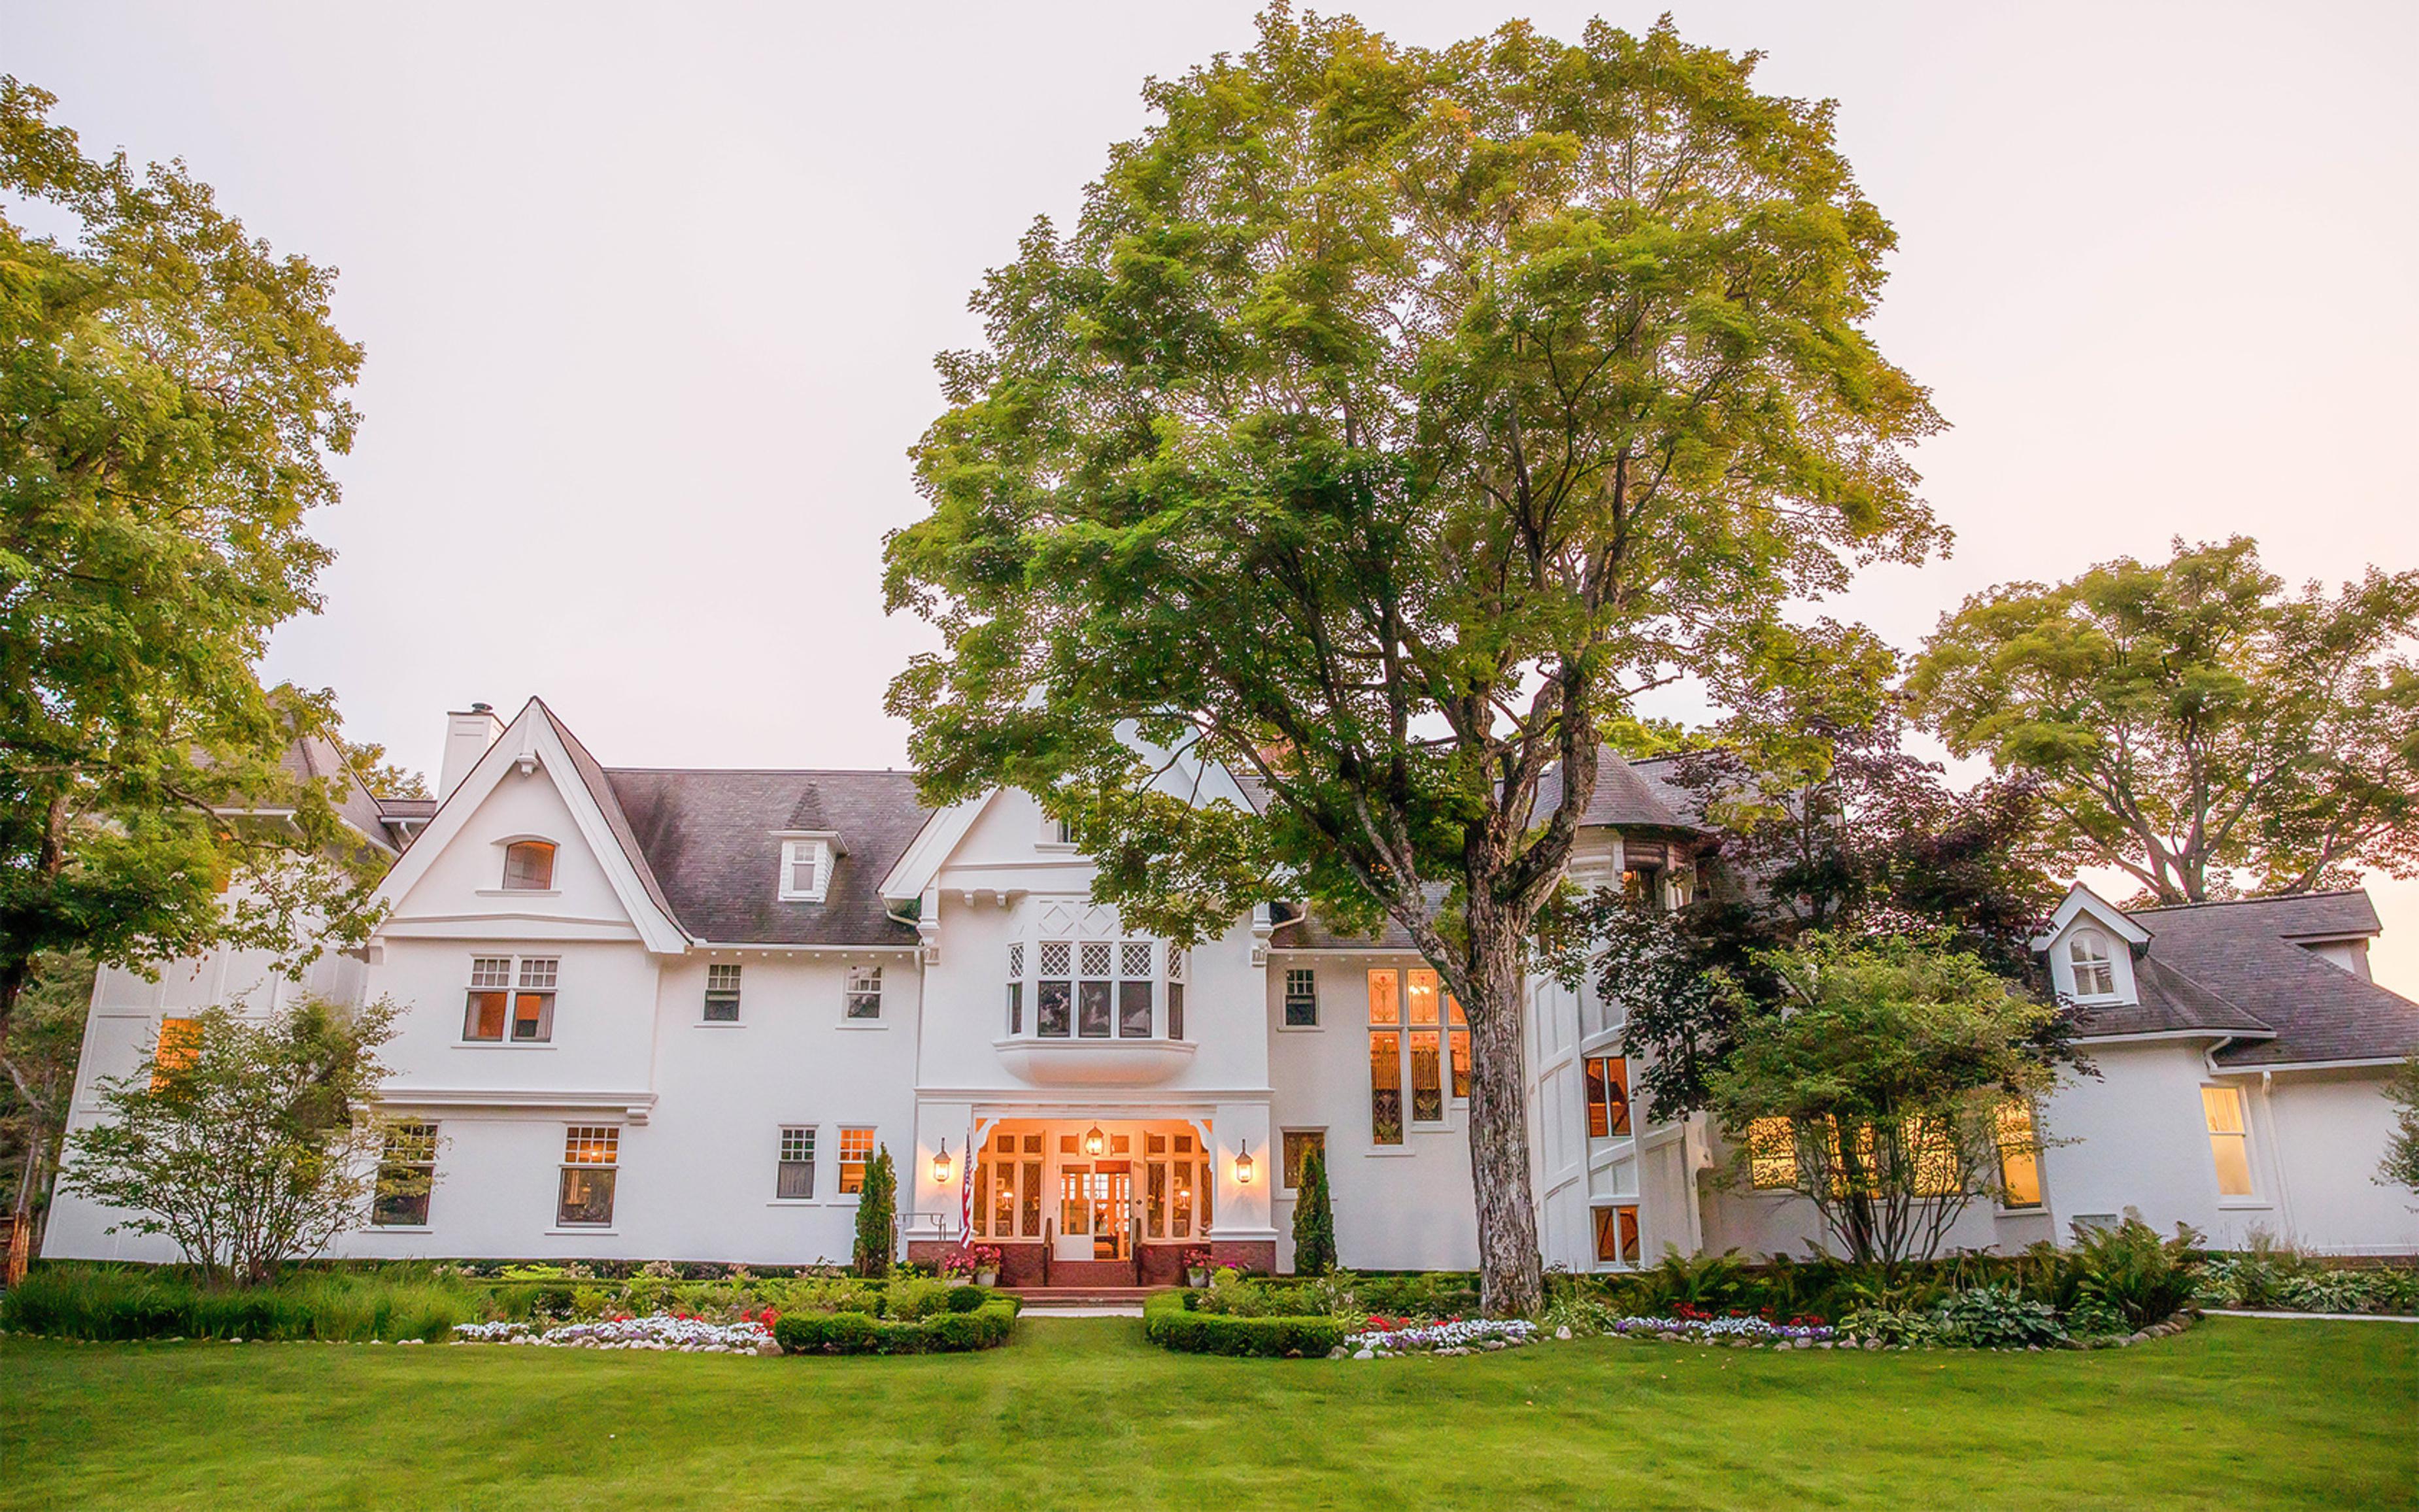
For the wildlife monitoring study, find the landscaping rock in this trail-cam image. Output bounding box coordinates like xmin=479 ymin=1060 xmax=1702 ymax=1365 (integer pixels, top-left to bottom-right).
xmin=757 ymin=1340 xmax=783 ymax=1357
xmin=1555 ymin=1326 xmax=1573 ymax=1341
xmin=1327 ymin=1347 xmax=1347 ymax=1360
xmin=1353 ymin=1348 xmax=1375 ymax=1360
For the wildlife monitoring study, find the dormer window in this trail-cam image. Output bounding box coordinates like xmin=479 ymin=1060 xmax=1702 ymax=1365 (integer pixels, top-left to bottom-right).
xmin=2068 ymin=929 xmax=2116 ymax=1000
xmin=778 ymin=837 xmax=832 ymax=903
xmin=503 ymin=840 xmax=556 ymax=891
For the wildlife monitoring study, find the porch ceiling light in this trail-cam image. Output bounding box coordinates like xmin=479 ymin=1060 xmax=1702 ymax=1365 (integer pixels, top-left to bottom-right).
xmin=1083 ymin=1124 xmax=1106 ymax=1157
xmin=1235 ymin=1138 xmax=1255 ymax=1184
xmin=932 ymin=1139 xmax=952 ymax=1184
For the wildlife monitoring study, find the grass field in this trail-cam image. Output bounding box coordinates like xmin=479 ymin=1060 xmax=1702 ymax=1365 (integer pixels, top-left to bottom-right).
xmin=1 ymin=1315 xmax=2411 ymax=1510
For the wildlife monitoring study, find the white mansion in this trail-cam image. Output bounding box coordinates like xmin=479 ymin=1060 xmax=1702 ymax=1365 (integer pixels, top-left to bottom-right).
xmin=44 ymin=697 xmax=2419 ymax=1281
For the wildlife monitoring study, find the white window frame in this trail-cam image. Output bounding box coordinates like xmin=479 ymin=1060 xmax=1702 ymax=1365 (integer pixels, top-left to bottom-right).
xmin=1016 ymin=937 xmax=1169 ymax=1040
xmin=845 ymin=964 xmax=884 ymax=1021
xmin=776 ymin=834 xmax=835 ymax=903
xmin=372 ymin=1121 xmax=439 ymax=1228
xmin=703 ymin=963 xmax=742 ymax=1023
xmin=2067 ymin=928 xmax=2118 ymax=1001
xmin=1283 ymin=967 xmax=1320 ymax=1029
xmin=462 ymin=954 xmax=559 ymax=1045
xmin=775 ymin=1125 xmax=816 ymax=1201
xmin=1366 ymin=967 xmax=1468 ymax=1143
xmin=836 ymin=1126 xmax=876 ymax=1198
xmin=556 ymin=1124 xmax=619 ymax=1228
xmin=2201 ymin=1084 xmax=2259 ymax=1203
xmin=500 ymin=837 xmax=558 ymax=892
xmin=1279 ymin=1128 xmax=1327 ymax=1194
xmin=1591 ymin=1202 xmax=1642 ymax=1268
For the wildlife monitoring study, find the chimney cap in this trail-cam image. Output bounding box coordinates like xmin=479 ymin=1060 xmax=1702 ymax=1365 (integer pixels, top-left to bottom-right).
xmin=469 ymin=701 xmax=492 ymax=714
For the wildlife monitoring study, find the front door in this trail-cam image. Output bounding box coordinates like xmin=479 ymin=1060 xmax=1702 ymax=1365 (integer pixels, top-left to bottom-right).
xmin=1057 ymin=1166 xmax=1133 ymax=1261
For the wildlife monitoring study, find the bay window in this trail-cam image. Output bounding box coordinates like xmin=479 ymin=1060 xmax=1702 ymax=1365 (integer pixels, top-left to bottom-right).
xmin=1015 ymin=937 xmax=1173 ymax=1039
xmin=1585 ymin=1054 xmax=1633 ymax=1138
xmin=1593 ymin=1203 xmax=1640 ymax=1266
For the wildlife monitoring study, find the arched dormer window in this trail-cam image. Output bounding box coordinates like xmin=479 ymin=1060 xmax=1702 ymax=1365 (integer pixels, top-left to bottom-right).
xmin=503 ymin=839 xmax=557 ymax=891
xmin=2068 ymin=928 xmax=2116 ymax=1000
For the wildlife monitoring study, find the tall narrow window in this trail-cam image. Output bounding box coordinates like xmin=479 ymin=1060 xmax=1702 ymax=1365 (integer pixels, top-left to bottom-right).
xmin=1119 ymin=940 xmax=1155 ymax=1037
xmin=151 ymin=1017 xmax=201 ymax=1091
xmin=1168 ymin=950 xmax=1187 ymax=1039
xmin=776 ymin=1126 xmax=816 ymax=1199
xmin=513 ymin=958 xmax=557 ymax=1041
xmin=845 ymin=965 xmax=883 ymax=1020
xmin=1284 ymin=969 xmax=1319 ymax=1028
xmin=558 ymin=1126 xmax=618 ymax=1226
xmin=374 ymin=1122 xmax=437 ymax=1227
xmin=1038 ymin=941 xmax=1072 ymax=1038
xmin=1368 ymin=969 xmax=1404 ymax=1145
xmin=1748 ymin=1117 xmax=1797 ymax=1189
xmin=1078 ymin=942 xmax=1113 ymax=1037
xmin=2202 ymin=1085 xmax=2254 ymax=1197
xmin=1006 ymin=943 xmax=1024 ymax=1034
xmin=2068 ymin=930 xmax=2116 ymax=999
xmin=1447 ymin=996 xmax=1470 ymax=1100
xmin=1585 ymin=1055 xmax=1632 ymax=1138
xmin=463 ymin=956 xmax=513 ymax=1041
xmin=837 ymin=1126 xmax=875 ymax=1195
xmin=703 ymin=964 xmax=742 ymax=1022
xmin=1995 ymin=1102 xmax=2043 ymax=1209
xmin=1593 ymin=1204 xmax=1641 ymax=1265
xmin=503 ymin=840 xmax=556 ymax=890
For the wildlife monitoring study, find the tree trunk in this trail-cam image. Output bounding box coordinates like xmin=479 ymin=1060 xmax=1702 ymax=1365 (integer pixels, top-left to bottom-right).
xmin=1462 ymin=918 xmax=1542 ymax=1318
xmin=7 ymin=1137 xmax=41 ymax=1286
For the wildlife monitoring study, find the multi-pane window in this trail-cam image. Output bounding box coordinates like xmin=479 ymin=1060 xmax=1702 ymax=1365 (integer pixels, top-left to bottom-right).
xmin=151 ymin=1016 xmax=201 ymax=1091
xmin=1995 ymin=1102 xmax=2044 ymax=1209
xmin=776 ymin=1126 xmax=815 ymax=1200
xmin=1748 ymin=1117 xmax=1797 ymax=1188
xmin=1037 ymin=941 xmax=1072 ymax=1037
xmin=1281 ymin=1130 xmax=1326 ymax=1190
xmin=704 ymin=964 xmax=742 ymax=1022
xmin=2202 ymin=1085 xmax=2254 ymax=1197
xmin=502 ymin=839 xmax=556 ymax=890
xmin=1283 ymin=969 xmax=1319 ymax=1028
xmin=462 ymin=956 xmax=557 ymax=1042
xmin=975 ymin=1132 xmax=1047 ymax=1238
xmin=1592 ymin=1204 xmax=1641 ymax=1266
xmin=1143 ymin=1131 xmax=1206 ymax=1239
xmin=1367 ymin=969 xmax=1466 ymax=1143
xmin=778 ymin=838 xmax=830 ymax=902
xmin=1006 ymin=945 xmax=1024 ymax=1033
xmin=845 ymin=965 xmax=883 ymax=1020
xmin=558 ymin=1126 xmax=618 ymax=1226
xmin=1079 ymin=942 xmax=1114 ymax=1037
xmin=2068 ymin=930 xmax=2116 ymax=999
xmin=1119 ymin=942 xmax=1154 ymax=1038
xmin=1584 ymin=1055 xmax=1633 ymax=1138
xmin=373 ymin=1122 xmax=438 ymax=1227
xmin=1168 ymin=950 xmax=1186 ymax=1040
xmin=837 ymin=1126 xmax=875 ymax=1196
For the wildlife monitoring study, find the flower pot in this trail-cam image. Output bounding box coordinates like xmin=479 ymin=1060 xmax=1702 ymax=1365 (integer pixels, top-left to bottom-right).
xmin=947 ymin=1276 xmax=970 ymax=1287
xmin=976 ymin=1270 xmax=998 ymax=1288
xmin=1187 ymin=1268 xmax=1208 ymax=1288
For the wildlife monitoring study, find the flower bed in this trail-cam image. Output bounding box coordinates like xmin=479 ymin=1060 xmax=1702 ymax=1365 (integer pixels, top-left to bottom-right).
xmin=1599 ymin=1313 xmax=1834 ymax=1345
xmin=1345 ymin=1316 xmax=1537 ymax=1353
xmin=454 ymin=1312 xmax=775 ymax=1352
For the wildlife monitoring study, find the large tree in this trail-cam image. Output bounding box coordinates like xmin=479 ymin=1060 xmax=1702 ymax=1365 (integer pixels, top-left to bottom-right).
xmin=885 ymin=12 xmax=1942 ymax=1313
xmin=0 ymin=78 xmax=379 ymax=1047
xmin=1906 ymin=537 xmax=2419 ymax=904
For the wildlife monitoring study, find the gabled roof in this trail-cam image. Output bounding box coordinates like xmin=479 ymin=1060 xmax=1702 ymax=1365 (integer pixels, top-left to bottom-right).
xmin=1536 ymin=747 xmax=1699 ymax=833
xmin=278 ymin=733 xmax=399 ymax=854
xmin=2121 ymin=892 xmax=2418 ymax=1068
xmin=533 ymin=701 xmax=683 ymax=931
xmin=608 ymin=769 xmax=927 ymax=947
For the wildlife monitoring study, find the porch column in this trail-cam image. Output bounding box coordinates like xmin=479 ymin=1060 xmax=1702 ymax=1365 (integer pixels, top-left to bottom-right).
xmin=1209 ymin=1099 xmax=1280 ymax=1274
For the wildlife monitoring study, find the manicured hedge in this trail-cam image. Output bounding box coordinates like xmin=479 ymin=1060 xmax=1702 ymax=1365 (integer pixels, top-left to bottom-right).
xmin=771 ymin=1295 xmax=1019 ymax=1355
xmin=1143 ymin=1290 xmax=1347 ymax=1358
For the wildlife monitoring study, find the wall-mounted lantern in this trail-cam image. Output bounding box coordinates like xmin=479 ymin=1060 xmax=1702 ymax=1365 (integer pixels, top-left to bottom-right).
xmin=1235 ymin=1138 xmax=1255 ymax=1185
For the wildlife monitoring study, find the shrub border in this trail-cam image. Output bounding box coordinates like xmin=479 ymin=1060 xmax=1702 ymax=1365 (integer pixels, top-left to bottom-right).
xmin=1142 ymin=1290 xmax=1347 ymax=1358
xmin=771 ymin=1295 xmax=1021 ymax=1355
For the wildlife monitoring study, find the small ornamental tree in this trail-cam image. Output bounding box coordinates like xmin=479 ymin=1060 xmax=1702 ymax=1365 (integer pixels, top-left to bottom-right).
xmin=2381 ymin=1054 xmax=2419 ymax=1197
xmin=1704 ymin=935 xmax=2082 ymax=1264
xmin=1291 ymin=1145 xmax=1337 ymax=1276
xmin=60 ymin=998 xmax=407 ymax=1286
xmin=853 ymin=1145 xmax=897 ymax=1279
xmin=885 ymin=10 xmax=1944 ymax=1318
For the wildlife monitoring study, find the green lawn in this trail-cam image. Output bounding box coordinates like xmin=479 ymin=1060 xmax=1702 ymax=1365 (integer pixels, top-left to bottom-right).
xmin=1 ymin=1317 xmax=2411 ymax=1510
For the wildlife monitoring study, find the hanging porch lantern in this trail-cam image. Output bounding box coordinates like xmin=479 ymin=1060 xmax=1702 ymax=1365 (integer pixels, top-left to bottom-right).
xmin=1083 ymin=1124 xmax=1106 ymax=1157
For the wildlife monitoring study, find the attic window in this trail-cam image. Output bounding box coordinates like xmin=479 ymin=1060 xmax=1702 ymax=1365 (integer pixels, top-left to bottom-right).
xmin=503 ymin=840 xmax=556 ymax=891
xmin=778 ymin=838 xmax=832 ymax=903
xmin=2068 ymin=929 xmax=2116 ymax=1000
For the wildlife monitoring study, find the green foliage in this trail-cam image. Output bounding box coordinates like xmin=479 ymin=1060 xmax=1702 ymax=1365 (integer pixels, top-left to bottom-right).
xmin=1929 ymin=1284 xmax=2067 ymax=1349
xmin=1290 ymin=1145 xmax=1337 ymax=1277
xmin=852 ymin=1145 xmax=896 ymax=1279
xmin=2067 ymin=1213 xmax=2201 ymax=1329
xmin=0 ymin=80 xmax=382 ymax=1047
xmin=61 ymin=998 xmax=407 ymax=1286
xmin=1 ymin=950 xmax=92 ymax=1247
xmin=2194 ymin=1235 xmax=2419 ymax=1317
xmin=2382 ymin=1054 xmax=2419 ymax=1195
xmin=883 ymin=9 xmax=1944 ymax=1317
xmin=1704 ymin=935 xmax=2077 ymax=1263
xmin=1144 ymin=1289 xmax=1348 ymax=1358
xmin=0 ymin=1262 xmax=486 ymax=1342
xmin=943 ymin=1283 xmax=992 ymax=1314
xmin=770 ymin=1297 xmax=1018 ymax=1355
xmin=1907 ymin=536 xmax=2419 ymax=903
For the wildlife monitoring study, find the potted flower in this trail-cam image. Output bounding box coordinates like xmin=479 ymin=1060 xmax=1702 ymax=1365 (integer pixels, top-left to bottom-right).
xmin=1182 ymin=1246 xmax=1212 ymax=1288
xmin=970 ymin=1244 xmax=1002 ymax=1288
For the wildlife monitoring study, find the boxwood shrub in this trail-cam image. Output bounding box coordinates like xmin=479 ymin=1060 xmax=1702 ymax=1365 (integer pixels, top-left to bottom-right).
xmin=1143 ymin=1290 xmax=1347 ymax=1358
xmin=771 ymin=1295 xmax=1019 ymax=1355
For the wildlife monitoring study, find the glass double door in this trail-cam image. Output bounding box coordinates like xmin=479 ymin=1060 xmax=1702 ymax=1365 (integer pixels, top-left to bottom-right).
xmin=1057 ymin=1166 xmax=1134 ymax=1261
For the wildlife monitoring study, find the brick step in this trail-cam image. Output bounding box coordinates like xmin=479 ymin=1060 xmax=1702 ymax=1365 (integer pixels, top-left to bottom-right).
xmin=1004 ymin=1286 xmax=1170 ymax=1305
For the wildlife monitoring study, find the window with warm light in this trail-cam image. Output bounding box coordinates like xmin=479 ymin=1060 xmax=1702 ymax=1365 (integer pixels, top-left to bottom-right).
xmin=1748 ymin=1117 xmax=1797 ymax=1189
xmin=1584 ymin=1055 xmax=1633 ymax=1138
xmin=837 ymin=1126 xmax=875 ymax=1196
xmin=462 ymin=956 xmax=557 ymax=1043
xmin=2202 ymin=1085 xmax=2255 ymax=1197
xmin=501 ymin=839 xmax=555 ymax=891
xmin=1367 ymin=969 xmax=1467 ymax=1143
xmin=1281 ymin=1130 xmax=1326 ymax=1190
xmin=1995 ymin=1102 xmax=2044 ymax=1209
xmin=557 ymin=1126 xmax=618 ymax=1226
xmin=1143 ymin=1131 xmax=1206 ymax=1240
xmin=2067 ymin=929 xmax=2116 ymax=999
xmin=975 ymin=1132 xmax=1047 ymax=1238
xmin=150 ymin=1016 xmax=201 ymax=1091
xmin=1593 ymin=1204 xmax=1641 ymax=1265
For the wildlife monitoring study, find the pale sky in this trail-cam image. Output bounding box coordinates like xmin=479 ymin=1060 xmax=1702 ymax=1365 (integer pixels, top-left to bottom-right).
xmin=5 ymin=2 xmax=2414 ymax=988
